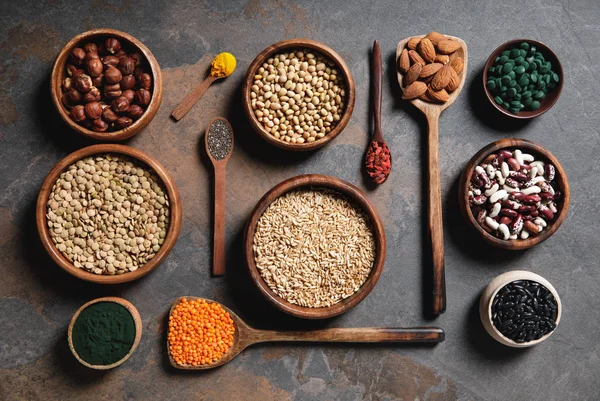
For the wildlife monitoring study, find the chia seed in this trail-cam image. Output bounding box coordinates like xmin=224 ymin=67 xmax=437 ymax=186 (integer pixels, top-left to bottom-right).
xmin=207 ymin=119 xmax=233 ymax=160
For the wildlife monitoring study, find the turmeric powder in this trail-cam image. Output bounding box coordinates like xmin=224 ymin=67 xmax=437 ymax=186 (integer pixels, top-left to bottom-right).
xmin=210 ymin=52 xmax=236 ymax=78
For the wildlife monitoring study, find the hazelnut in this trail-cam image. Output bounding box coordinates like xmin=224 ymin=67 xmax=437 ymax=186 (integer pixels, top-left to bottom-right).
xmin=73 ymin=74 xmax=93 ymax=93
xmin=120 ymin=75 xmax=136 ymax=90
xmin=130 ymin=52 xmax=142 ymax=66
xmin=70 ymin=105 xmax=86 ymax=122
xmin=104 ymin=66 xmax=122 ymax=84
xmin=102 ymin=107 xmax=119 ymax=123
xmin=84 ymin=101 xmax=103 ymax=120
xmin=61 ymin=93 xmax=77 ymax=109
xmin=83 ymin=43 xmax=98 ymax=54
xmin=118 ymin=57 xmax=135 ymax=75
xmin=115 ymin=50 xmax=127 ymax=59
xmin=86 ymin=57 xmax=103 ymax=77
xmin=111 ymin=96 xmax=130 ymax=113
xmin=70 ymin=47 xmax=86 ymax=66
xmin=104 ymin=38 xmax=121 ymax=55
xmin=81 ymin=119 xmax=94 ymax=129
xmin=115 ymin=116 xmax=133 ymax=129
xmin=92 ymin=74 xmax=104 ymax=87
xmin=133 ymin=66 xmax=143 ymax=79
xmin=85 ymin=51 xmax=100 ymax=62
xmin=139 ymin=73 xmax=152 ymax=90
xmin=92 ymin=118 xmax=109 ymax=132
xmin=104 ymin=84 xmax=122 ymax=99
xmin=61 ymin=77 xmax=72 ymax=91
xmin=128 ymin=104 xmax=144 ymax=120
xmin=102 ymin=55 xmax=120 ymax=67
xmin=135 ymin=89 xmax=151 ymax=107
xmin=83 ymin=87 xmax=101 ymax=103
xmin=66 ymin=64 xmax=83 ymax=77
xmin=67 ymin=87 xmax=82 ymax=103
xmin=122 ymin=89 xmax=135 ymax=101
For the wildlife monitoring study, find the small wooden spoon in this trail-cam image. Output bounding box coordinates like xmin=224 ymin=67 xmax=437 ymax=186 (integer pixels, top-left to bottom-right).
xmin=396 ymin=35 xmax=468 ymax=315
xmin=205 ymin=117 xmax=234 ymax=276
xmin=167 ymin=297 xmax=445 ymax=370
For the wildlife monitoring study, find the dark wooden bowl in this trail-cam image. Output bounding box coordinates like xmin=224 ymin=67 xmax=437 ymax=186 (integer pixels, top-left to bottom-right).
xmin=51 ymin=28 xmax=163 ymax=141
xmin=68 ymin=297 xmax=142 ymax=369
xmin=459 ymin=138 xmax=570 ymax=250
xmin=36 ymin=144 xmax=182 ymax=284
xmin=483 ymin=39 xmax=563 ymax=119
xmin=244 ymin=174 xmax=386 ymax=319
xmin=242 ymin=39 xmax=356 ymax=151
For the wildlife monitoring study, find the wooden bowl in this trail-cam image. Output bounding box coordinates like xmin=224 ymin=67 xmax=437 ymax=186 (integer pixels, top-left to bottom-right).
xmin=459 ymin=138 xmax=570 ymax=250
xmin=483 ymin=39 xmax=563 ymax=119
xmin=244 ymin=174 xmax=386 ymax=319
xmin=68 ymin=297 xmax=142 ymax=369
xmin=51 ymin=28 xmax=163 ymax=141
xmin=36 ymin=144 xmax=182 ymax=284
xmin=242 ymin=39 xmax=356 ymax=151
xmin=479 ymin=271 xmax=561 ymax=347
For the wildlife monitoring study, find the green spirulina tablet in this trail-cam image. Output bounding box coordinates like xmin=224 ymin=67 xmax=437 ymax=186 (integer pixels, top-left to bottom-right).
xmin=503 ymin=63 xmax=514 ymax=73
xmin=494 ymin=96 xmax=503 ymax=105
xmin=520 ymin=42 xmax=530 ymax=51
xmin=531 ymin=100 xmax=541 ymax=110
xmin=487 ymin=80 xmax=496 ymax=90
xmin=519 ymin=76 xmax=529 ymax=86
xmin=510 ymin=48 xmax=520 ymax=58
xmin=500 ymin=55 xmax=509 ymax=64
xmin=515 ymin=65 xmax=526 ymax=75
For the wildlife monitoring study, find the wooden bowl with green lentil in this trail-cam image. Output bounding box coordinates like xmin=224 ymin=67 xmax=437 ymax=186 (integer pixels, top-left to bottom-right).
xmin=242 ymin=39 xmax=356 ymax=151
xmin=244 ymin=174 xmax=386 ymax=319
xmin=483 ymin=39 xmax=563 ymax=119
xmin=36 ymin=144 xmax=182 ymax=284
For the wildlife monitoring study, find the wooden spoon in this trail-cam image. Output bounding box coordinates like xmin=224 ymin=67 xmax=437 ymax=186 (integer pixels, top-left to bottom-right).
xmin=167 ymin=297 xmax=445 ymax=370
xmin=205 ymin=118 xmax=234 ymax=276
xmin=396 ymin=35 xmax=468 ymax=315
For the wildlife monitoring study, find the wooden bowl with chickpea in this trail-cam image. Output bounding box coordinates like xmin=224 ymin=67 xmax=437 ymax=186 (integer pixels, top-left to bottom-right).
xmin=242 ymin=39 xmax=356 ymax=151
xmin=51 ymin=28 xmax=163 ymax=141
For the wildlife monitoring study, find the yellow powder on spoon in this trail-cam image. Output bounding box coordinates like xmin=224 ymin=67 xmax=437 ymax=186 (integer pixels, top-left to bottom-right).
xmin=210 ymin=52 xmax=236 ymax=78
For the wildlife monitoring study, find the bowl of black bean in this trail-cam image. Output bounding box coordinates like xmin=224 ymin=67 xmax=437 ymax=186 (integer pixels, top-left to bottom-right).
xmin=480 ymin=270 xmax=561 ymax=347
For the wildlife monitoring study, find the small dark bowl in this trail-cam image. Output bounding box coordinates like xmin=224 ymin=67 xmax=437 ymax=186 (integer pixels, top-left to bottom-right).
xmin=483 ymin=39 xmax=563 ymax=119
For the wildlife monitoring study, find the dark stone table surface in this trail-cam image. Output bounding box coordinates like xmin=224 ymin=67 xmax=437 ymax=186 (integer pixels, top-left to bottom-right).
xmin=1 ymin=0 xmax=599 ymax=400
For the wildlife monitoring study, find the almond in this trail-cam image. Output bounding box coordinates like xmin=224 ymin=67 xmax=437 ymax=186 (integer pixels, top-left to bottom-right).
xmin=419 ymin=91 xmax=434 ymax=102
xmin=435 ymin=54 xmax=449 ymax=64
xmin=403 ymin=62 xmax=422 ymax=87
xmin=427 ymin=87 xmax=449 ymax=103
xmin=437 ymin=39 xmax=461 ymax=55
xmin=417 ymin=38 xmax=436 ymax=64
xmin=419 ymin=63 xmax=443 ymax=78
xmin=450 ymin=57 xmax=464 ymax=75
xmin=402 ymin=81 xmax=427 ymax=100
xmin=398 ymin=49 xmax=410 ymax=74
xmin=407 ymin=37 xmax=420 ymax=50
xmin=430 ymin=64 xmax=453 ymax=91
xmin=425 ymin=31 xmax=447 ymax=46
xmin=422 ymin=75 xmax=434 ymax=85
xmin=446 ymin=67 xmax=460 ymax=92
xmin=408 ymin=50 xmax=426 ymax=66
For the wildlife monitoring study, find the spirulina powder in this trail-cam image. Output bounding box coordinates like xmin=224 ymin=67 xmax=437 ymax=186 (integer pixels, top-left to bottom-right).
xmin=71 ymin=302 xmax=136 ymax=365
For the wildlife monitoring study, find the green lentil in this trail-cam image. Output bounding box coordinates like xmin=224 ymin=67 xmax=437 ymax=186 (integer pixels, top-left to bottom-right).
xmin=486 ymin=42 xmax=560 ymax=114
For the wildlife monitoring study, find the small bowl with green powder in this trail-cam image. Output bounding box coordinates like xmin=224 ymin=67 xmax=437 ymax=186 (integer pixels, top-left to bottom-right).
xmin=68 ymin=297 xmax=142 ymax=370
xmin=483 ymin=39 xmax=563 ymax=119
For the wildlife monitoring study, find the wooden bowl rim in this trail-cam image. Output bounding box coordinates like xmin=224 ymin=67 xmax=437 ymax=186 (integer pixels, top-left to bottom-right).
xmin=242 ymin=38 xmax=356 ymax=152
xmin=50 ymin=28 xmax=164 ymax=141
xmin=482 ymin=38 xmax=563 ymax=119
xmin=36 ymin=144 xmax=182 ymax=283
xmin=67 ymin=296 xmax=143 ymax=369
xmin=459 ymin=138 xmax=570 ymax=250
xmin=244 ymin=174 xmax=387 ymax=319
xmin=479 ymin=270 xmax=561 ymax=347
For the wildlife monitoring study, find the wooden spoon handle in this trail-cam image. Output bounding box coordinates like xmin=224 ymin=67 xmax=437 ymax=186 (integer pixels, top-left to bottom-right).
xmin=171 ymin=75 xmax=219 ymax=121
xmin=212 ymin=164 xmax=226 ymax=276
xmin=372 ymin=40 xmax=383 ymax=143
xmin=253 ymin=327 xmax=444 ymax=344
xmin=427 ymin=112 xmax=446 ymax=315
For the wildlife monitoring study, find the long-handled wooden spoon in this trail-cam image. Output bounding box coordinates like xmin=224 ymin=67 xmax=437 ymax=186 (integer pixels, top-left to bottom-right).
xmin=396 ymin=35 xmax=468 ymax=315
xmin=167 ymin=297 xmax=445 ymax=370
xmin=205 ymin=118 xmax=234 ymax=276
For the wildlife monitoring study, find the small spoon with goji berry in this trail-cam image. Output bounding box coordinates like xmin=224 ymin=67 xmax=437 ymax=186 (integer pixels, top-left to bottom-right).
xmin=366 ymin=40 xmax=392 ymax=185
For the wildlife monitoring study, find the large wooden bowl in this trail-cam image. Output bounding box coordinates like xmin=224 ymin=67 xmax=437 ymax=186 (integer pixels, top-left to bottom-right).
xmin=36 ymin=144 xmax=182 ymax=284
xmin=244 ymin=174 xmax=386 ymax=319
xmin=459 ymin=138 xmax=570 ymax=250
xmin=68 ymin=297 xmax=142 ymax=369
xmin=242 ymin=39 xmax=356 ymax=151
xmin=51 ymin=28 xmax=163 ymax=141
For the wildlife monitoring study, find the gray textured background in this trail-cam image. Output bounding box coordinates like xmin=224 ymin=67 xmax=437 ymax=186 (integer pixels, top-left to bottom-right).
xmin=1 ymin=0 xmax=598 ymax=400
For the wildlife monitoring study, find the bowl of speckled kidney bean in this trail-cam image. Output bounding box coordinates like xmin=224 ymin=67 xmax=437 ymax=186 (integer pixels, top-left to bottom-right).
xmin=459 ymin=138 xmax=570 ymax=250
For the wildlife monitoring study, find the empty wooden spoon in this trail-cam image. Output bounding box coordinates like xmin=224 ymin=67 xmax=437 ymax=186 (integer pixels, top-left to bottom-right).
xmin=396 ymin=34 xmax=468 ymax=315
xmin=205 ymin=117 xmax=234 ymax=276
xmin=167 ymin=297 xmax=445 ymax=370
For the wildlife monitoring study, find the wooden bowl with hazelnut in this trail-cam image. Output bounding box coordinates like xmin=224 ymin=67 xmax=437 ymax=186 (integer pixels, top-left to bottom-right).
xmin=51 ymin=29 xmax=163 ymax=141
